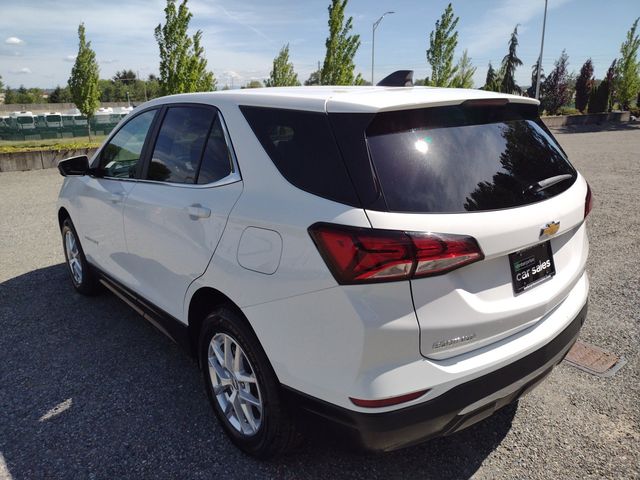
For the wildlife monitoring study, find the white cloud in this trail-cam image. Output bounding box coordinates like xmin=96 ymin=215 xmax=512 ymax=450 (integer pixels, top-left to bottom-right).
xmin=100 ymin=58 xmax=119 ymax=64
xmin=64 ymin=54 xmax=76 ymax=62
xmin=10 ymin=67 xmax=32 ymax=74
xmin=5 ymin=36 xmax=24 ymax=45
xmin=464 ymin=0 xmax=574 ymax=57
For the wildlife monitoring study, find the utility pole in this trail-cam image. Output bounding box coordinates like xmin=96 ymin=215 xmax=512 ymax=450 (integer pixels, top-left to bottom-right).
xmin=372 ymin=11 xmax=395 ymax=84
xmin=535 ymin=0 xmax=548 ymax=99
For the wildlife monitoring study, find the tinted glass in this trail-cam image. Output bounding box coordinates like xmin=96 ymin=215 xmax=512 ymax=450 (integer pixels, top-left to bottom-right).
xmin=99 ymin=109 xmax=156 ymax=178
xmin=366 ymin=108 xmax=576 ymax=213
xmin=197 ymin=115 xmax=233 ymax=184
xmin=148 ymin=107 xmax=215 ymax=184
xmin=240 ymin=106 xmax=359 ymax=206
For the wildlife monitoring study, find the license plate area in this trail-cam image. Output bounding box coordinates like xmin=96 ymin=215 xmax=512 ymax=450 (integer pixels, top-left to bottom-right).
xmin=509 ymin=241 xmax=555 ymax=294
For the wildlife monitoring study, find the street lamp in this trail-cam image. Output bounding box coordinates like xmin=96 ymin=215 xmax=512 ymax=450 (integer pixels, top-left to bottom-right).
xmin=535 ymin=0 xmax=548 ymax=99
xmin=372 ymin=11 xmax=394 ymax=84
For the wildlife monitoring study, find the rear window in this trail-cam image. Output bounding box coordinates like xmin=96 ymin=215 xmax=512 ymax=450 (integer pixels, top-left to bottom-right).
xmin=365 ymin=104 xmax=576 ymax=213
xmin=240 ymin=106 xmax=359 ymax=206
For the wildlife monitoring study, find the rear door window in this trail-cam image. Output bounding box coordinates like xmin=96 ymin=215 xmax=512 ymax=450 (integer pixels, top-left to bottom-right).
xmin=365 ymin=104 xmax=576 ymax=213
xmin=147 ymin=106 xmax=215 ymax=184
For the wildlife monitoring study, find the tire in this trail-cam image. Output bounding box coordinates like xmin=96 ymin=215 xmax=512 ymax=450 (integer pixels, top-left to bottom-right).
xmin=61 ymin=217 xmax=100 ymax=295
xmin=199 ymin=306 xmax=301 ymax=459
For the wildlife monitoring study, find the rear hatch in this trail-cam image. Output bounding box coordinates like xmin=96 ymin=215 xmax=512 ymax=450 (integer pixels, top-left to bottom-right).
xmin=329 ymin=99 xmax=590 ymax=359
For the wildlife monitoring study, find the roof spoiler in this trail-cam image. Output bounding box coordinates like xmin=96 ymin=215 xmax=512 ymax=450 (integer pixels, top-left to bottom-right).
xmin=377 ymin=70 xmax=413 ymax=87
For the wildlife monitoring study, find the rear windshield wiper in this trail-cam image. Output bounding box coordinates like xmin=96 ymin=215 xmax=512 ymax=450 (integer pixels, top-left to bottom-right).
xmin=523 ymin=174 xmax=573 ymax=195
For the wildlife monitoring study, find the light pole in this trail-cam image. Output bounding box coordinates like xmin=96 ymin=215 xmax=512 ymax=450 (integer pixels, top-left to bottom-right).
xmin=372 ymin=11 xmax=394 ymax=84
xmin=535 ymin=0 xmax=548 ymax=99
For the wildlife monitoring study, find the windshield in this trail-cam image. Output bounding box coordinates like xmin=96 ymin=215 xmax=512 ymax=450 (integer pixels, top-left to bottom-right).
xmin=17 ymin=116 xmax=34 ymax=124
xmin=46 ymin=115 xmax=62 ymax=122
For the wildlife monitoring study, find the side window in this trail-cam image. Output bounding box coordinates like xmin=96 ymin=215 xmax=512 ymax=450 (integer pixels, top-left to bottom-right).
xmin=99 ymin=109 xmax=156 ymax=178
xmin=197 ymin=114 xmax=234 ymax=184
xmin=239 ymin=106 xmax=359 ymax=206
xmin=147 ymin=106 xmax=215 ymax=184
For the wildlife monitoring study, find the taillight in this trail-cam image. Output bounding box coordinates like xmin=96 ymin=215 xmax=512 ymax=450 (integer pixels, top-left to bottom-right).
xmin=308 ymin=223 xmax=484 ymax=284
xmin=585 ymin=182 xmax=593 ymax=218
xmin=350 ymin=389 xmax=430 ymax=408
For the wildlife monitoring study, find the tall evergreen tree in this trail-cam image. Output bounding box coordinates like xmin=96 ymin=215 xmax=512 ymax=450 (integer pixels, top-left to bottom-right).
xmin=605 ymin=59 xmax=618 ymax=111
xmin=499 ymin=26 xmax=522 ymax=94
xmin=68 ymin=23 xmax=100 ymax=137
xmin=426 ymin=3 xmax=459 ymax=87
xmin=527 ymin=60 xmax=544 ymax=97
xmin=615 ymin=17 xmax=640 ymax=110
xmin=320 ymin=0 xmax=361 ymax=85
xmin=450 ymin=49 xmax=476 ymax=88
xmin=265 ymin=44 xmax=300 ymax=87
xmin=540 ymin=50 xmax=571 ymax=115
xmin=304 ymin=69 xmax=322 ymax=86
xmin=575 ymin=59 xmax=594 ymax=113
xmin=483 ymin=62 xmax=500 ymax=91
xmin=49 ymin=85 xmax=72 ymax=104
xmin=154 ymin=0 xmax=216 ymax=95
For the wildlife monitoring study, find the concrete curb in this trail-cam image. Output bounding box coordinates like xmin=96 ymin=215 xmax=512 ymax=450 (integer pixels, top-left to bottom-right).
xmin=0 ymin=148 xmax=98 ymax=172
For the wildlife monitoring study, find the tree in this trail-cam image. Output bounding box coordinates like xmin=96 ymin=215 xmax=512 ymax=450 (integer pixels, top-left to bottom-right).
xmin=242 ymin=80 xmax=263 ymax=89
xmin=575 ymin=59 xmax=594 ymax=113
xmin=483 ymin=62 xmax=500 ymax=91
xmin=526 ymin=60 xmax=544 ymax=97
xmin=0 ymin=75 xmax=3 ymax=92
xmin=113 ymin=69 xmax=137 ymax=85
xmin=4 ymin=87 xmax=16 ymax=104
xmin=426 ymin=3 xmax=459 ymax=87
xmin=304 ymin=69 xmax=322 ymax=86
xmin=265 ymin=44 xmax=300 ymax=87
xmin=605 ymin=60 xmax=618 ymax=111
xmin=68 ymin=23 xmax=100 ymax=137
xmin=155 ymin=0 xmax=216 ymax=95
xmin=499 ymin=26 xmax=522 ymax=94
xmin=588 ymin=61 xmax=617 ymax=113
xmin=320 ymin=0 xmax=361 ymax=85
xmin=450 ymin=49 xmax=476 ymax=88
xmin=615 ymin=17 xmax=640 ymax=110
xmin=540 ymin=50 xmax=571 ymax=115
xmin=49 ymin=85 xmax=72 ymax=104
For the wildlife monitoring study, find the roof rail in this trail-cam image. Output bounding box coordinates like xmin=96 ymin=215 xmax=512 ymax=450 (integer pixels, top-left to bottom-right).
xmin=377 ymin=70 xmax=414 ymax=87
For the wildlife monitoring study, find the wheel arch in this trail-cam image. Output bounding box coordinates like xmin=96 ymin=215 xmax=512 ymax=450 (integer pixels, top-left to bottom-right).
xmin=58 ymin=206 xmax=71 ymax=229
xmin=187 ymin=287 xmax=262 ymax=366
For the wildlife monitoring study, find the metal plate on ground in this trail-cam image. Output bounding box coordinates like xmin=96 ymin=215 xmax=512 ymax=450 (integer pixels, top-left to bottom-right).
xmin=564 ymin=341 xmax=625 ymax=377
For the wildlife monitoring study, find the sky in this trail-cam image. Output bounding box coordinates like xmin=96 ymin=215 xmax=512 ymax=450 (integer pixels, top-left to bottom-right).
xmin=0 ymin=0 xmax=638 ymax=90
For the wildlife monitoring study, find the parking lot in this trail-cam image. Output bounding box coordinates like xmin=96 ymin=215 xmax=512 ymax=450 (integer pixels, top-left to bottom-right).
xmin=0 ymin=124 xmax=638 ymax=479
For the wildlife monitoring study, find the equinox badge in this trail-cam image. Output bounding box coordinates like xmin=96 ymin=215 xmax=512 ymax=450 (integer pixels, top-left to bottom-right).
xmin=540 ymin=221 xmax=560 ymax=239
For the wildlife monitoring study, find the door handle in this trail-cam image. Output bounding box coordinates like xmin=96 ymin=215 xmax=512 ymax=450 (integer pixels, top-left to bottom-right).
xmin=186 ymin=204 xmax=211 ymax=219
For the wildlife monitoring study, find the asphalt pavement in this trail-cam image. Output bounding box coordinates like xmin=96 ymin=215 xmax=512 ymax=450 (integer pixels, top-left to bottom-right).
xmin=0 ymin=124 xmax=638 ymax=479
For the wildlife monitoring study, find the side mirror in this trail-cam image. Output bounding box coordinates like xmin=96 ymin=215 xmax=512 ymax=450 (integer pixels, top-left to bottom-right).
xmin=58 ymin=155 xmax=89 ymax=176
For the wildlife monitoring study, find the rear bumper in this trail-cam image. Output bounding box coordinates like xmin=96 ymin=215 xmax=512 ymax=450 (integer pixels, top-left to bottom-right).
xmin=283 ymin=302 xmax=587 ymax=452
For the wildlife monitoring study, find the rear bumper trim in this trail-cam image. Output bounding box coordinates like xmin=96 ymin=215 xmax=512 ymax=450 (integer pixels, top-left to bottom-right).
xmin=282 ymin=302 xmax=587 ymax=452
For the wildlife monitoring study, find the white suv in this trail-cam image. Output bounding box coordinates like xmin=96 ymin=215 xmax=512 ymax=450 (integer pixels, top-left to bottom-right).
xmin=56 ymin=83 xmax=591 ymax=458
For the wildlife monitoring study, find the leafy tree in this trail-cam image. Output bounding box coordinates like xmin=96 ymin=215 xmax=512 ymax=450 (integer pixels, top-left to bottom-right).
xmin=450 ymin=49 xmax=475 ymax=88
xmin=304 ymin=69 xmax=322 ymax=86
xmin=575 ymin=59 xmax=594 ymax=113
xmin=320 ymin=0 xmax=361 ymax=85
xmin=242 ymin=80 xmax=263 ymax=89
xmin=540 ymin=50 xmax=571 ymax=115
xmin=0 ymin=75 xmax=3 ymax=92
xmin=113 ymin=69 xmax=137 ymax=85
xmin=265 ymin=44 xmax=300 ymax=87
xmin=154 ymin=0 xmax=216 ymax=95
xmin=4 ymin=87 xmax=16 ymax=104
xmin=605 ymin=60 xmax=618 ymax=111
xmin=615 ymin=17 xmax=640 ymax=110
xmin=426 ymin=3 xmax=459 ymax=87
xmin=588 ymin=61 xmax=617 ymax=113
xmin=526 ymin=60 xmax=544 ymax=97
xmin=49 ymin=85 xmax=72 ymax=103
xmin=499 ymin=26 xmax=522 ymax=94
xmin=483 ymin=62 xmax=500 ymax=91
xmin=68 ymin=23 xmax=100 ymax=137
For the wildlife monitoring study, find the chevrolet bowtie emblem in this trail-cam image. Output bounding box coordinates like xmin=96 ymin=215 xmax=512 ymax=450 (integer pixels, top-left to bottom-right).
xmin=540 ymin=221 xmax=560 ymax=239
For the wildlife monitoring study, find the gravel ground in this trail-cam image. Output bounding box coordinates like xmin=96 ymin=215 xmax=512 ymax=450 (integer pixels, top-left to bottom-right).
xmin=0 ymin=124 xmax=638 ymax=479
